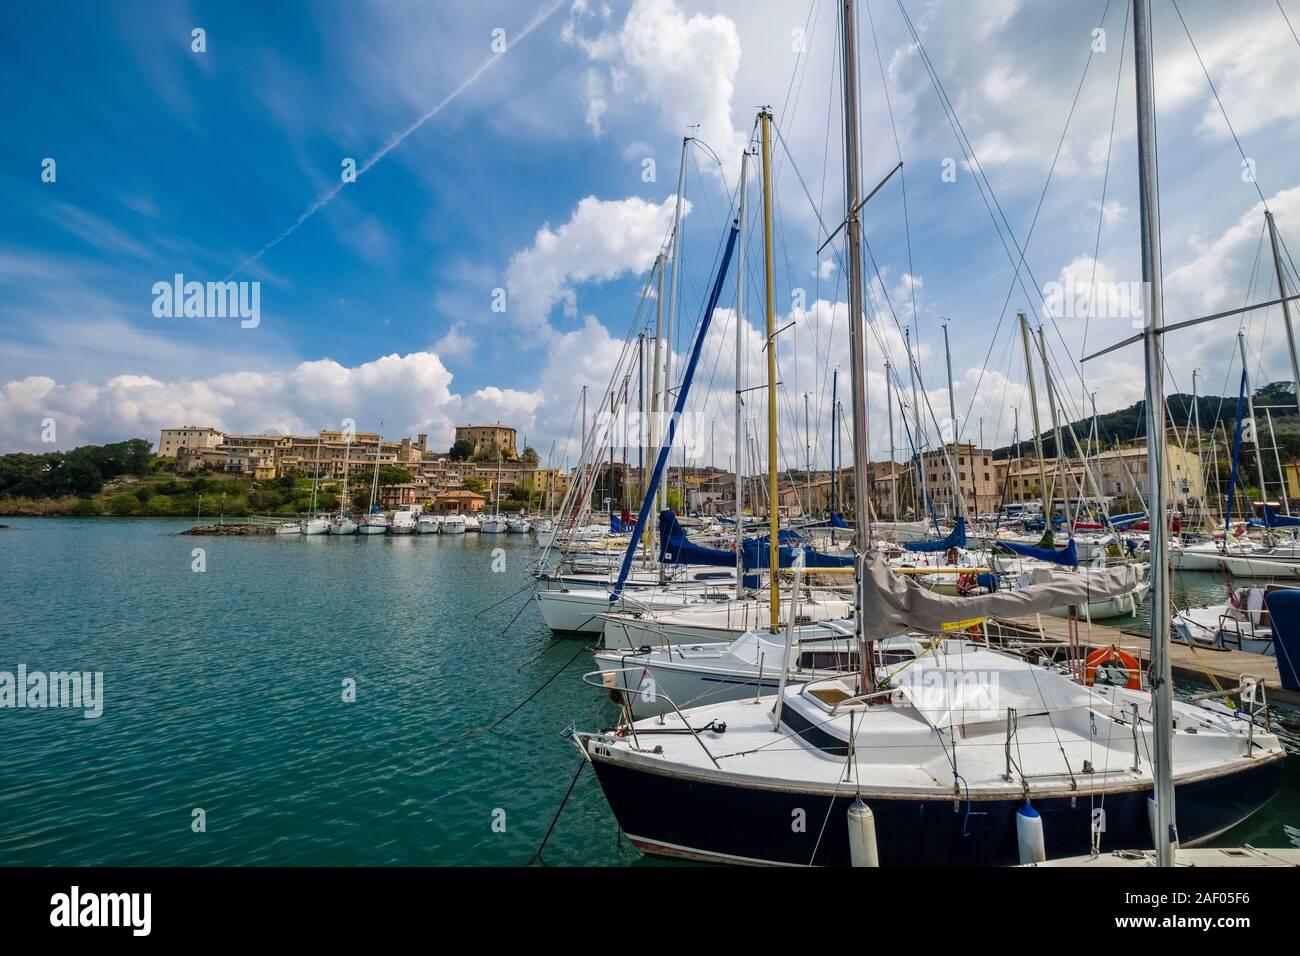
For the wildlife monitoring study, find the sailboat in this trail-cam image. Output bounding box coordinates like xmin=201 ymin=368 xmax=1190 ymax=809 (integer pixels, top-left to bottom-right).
xmin=358 ymin=427 xmax=390 ymax=534
xmin=301 ymin=432 xmax=331 ymax=534
xmin=329 ymin=432 xmax=358 ymax=535
xmin=480 ymin=452 xmax=509 ymax=533
xmin=572 ymin=1 xmax=1285 ymax=867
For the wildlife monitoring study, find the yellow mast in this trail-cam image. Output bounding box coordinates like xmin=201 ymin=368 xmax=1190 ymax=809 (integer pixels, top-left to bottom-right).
xmin=760 ymin=109 xmax=780 ymax=633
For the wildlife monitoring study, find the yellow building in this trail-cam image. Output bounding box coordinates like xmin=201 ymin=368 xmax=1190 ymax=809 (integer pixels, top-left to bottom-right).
xmin=455 ymin=423 xmax=518 ymax=460
xmin=158 ymin=426 xmax=223 ymax=457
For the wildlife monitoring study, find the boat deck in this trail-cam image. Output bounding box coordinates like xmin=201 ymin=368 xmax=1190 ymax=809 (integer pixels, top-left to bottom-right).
xmin=992 ymin=615 xmax=1299 ymax=705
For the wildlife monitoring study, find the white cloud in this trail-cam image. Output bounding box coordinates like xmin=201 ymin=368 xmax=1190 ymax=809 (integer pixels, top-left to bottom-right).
xmin=566 ymin=0 xmax=747 ymax=181
xmin=433 ymin=322 xmax=475 ymax=361
xmin=504 ymin=193 xmax=683 ymax=342
xmin=0 ymin=352 xmax=542 ymax=454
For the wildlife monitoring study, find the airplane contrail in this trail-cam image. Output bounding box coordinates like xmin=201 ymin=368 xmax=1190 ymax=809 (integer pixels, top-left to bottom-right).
xmin=225 ymin=0 xmax=568 ymax=280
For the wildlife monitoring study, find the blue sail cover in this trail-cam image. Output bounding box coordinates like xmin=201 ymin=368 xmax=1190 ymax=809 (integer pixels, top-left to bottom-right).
xmin=658 ymin=510 xmax=735 ymax=568
xmin=610 ymin=513 xmax=623 ymax=533
xmin=830 ymin=512 xmax=850 ymax=529
xmin=996 ymin=538 xmax=1079 ymax=567
xmin=741 ymin=539 xmax=853 ymax=571
xmin=1264 ymin=506 xmax=1300 ymax=528
xmin=903 ymin=517 xmax=967 ymax=553
xmin=1262 ymin=590 xmax=1300 ymax=692
xmin=1108 ymin=512 xmax=1146 ymax=529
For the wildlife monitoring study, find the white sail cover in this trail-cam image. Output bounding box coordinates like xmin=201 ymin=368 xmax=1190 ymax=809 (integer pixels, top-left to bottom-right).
xmin=859 ymin=550 xmax=1141 ymax=643
xmin=890 ymin=645 xmax=1101 ymax=729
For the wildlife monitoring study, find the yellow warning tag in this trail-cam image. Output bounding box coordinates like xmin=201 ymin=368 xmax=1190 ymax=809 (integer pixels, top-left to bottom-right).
xmin=941 ymin=616 xmax=988 ymax=632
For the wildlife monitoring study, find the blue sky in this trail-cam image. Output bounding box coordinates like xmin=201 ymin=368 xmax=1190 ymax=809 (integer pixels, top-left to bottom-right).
xmin=3 ymin=0 xmax=1300 ymax=469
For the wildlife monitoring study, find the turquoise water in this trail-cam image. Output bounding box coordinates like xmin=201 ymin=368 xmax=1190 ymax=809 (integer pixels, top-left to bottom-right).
xmin=0 ymin=518 xmax=1295 ymax=864
xmin=0 ymin=518 xmax=628 ymax=865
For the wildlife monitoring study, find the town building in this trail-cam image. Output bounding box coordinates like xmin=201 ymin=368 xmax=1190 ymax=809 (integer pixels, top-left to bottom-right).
xmin=455 ymin=423 xmax=518 ymax=460
xmin=158 ymin=426 xmax=223 ymax=458
xmin=433 ymin=490 xmax=486 ymax=514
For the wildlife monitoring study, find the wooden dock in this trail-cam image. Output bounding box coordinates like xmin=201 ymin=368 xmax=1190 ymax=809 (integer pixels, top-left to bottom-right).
xmin=991 ymin=615 xmax=1300 ymax=706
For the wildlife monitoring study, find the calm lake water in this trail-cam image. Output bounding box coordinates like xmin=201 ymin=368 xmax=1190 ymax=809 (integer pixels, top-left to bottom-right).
xmin=0 ymin=518 xmax=1296 ymax=864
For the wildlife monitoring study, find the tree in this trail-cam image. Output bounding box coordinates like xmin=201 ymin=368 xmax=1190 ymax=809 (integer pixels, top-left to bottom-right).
xmin=462 ymin=476 xmax=486 ymax=494
xmin=449 ymin=439 xmax=474 ymax=461
xmin=521 ymin=446 xmax=540 ymax=467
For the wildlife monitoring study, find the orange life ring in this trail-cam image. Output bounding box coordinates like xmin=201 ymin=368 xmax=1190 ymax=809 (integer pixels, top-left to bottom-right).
xmin=1084 ymin=645 xmax=1141 ymax=690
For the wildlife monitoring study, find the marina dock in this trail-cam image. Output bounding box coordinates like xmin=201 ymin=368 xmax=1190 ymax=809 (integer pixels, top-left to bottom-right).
xmin=992 ymin=615 xmax=1300 ymax=706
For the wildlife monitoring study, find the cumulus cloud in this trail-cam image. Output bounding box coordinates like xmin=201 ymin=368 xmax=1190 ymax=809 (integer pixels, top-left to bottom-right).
xmin=566 ymin=0 xmax=747 ymax=182
xmin=0 ymin=352 xmax=544 ymax=454
xmin=504 ymin=193 xmax=682 ymax=342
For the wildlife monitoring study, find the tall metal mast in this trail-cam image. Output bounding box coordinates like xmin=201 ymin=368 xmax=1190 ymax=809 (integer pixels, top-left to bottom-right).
xmin=649 ymin=257 xmax=665 ymax=562
xmin=942 ymin=320 xmax=960 ymax=516
xmin=1133 ymin=0 xmax=1175 ymax=868
xmin=1018 ymin=313 xmax=1052 ymax=532
xmin=1238 ymin=331 xmax=1272 ymax=538
xmin=759 ymin=109 xmax=780 ymax=633
xmin=663 ymin=138 xmax=689 ymax=516
xmin=840 ymin=0 xmax=871 ymax=552
xmin=840 ymin=0 xmax=877 ymax=700
xmin=1266 ymin=210 xmax=1300 ymax=415
xmin=735 ymin=148 xmax=749 ymax=598
xmin=886 ymin=360 xmax=897 ymax=521
xmin=1037 ymin=326 xmax=1072 ymax=534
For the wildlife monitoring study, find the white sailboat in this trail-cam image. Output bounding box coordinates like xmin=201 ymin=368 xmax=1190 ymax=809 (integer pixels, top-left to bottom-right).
xmin=358 ymin=424 xmax=389 ymax=535
xmin=329 ymin=433 xmax=358 ymax=535
xmin=301 ymin=433 xmax=331 ymax=534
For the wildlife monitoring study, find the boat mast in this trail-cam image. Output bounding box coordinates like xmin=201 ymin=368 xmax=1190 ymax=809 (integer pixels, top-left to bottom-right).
xmin=886 ymin=360 xmax=897 ymax=520
xmin=340 ymin=433 xmax=351 ymax=517
xmin=1037 ymin=326 xmax=1072 ymax=535
xmin=650 ymin=256 xmax=665 ymax=563
xmin=804 ymin=391 xmax=812 ymax=519
xmin=941 ymin=321 xmax=961 ymax=520
xmin=840 ymin=0 xmax=877 ymax=697
xmin=1132 ymin=0 xmax=1175 ymax=867
xmin=760 ymin=108 xmax=780 ymax=633
xmin=1265 ymin=407 xmax=1289 ymax=514
xmin=831 ymin=368 xmax=839 ymax=543
xmin=369 ymin=423 xmax=383 ymax=515
xmin=906 ymin=328 xmax=928 ymax=522
xmin=309 ymin=432 xmax=322 ymax=514
xmin=664 ymin=137 xmax=690 ymax=517
xmin=1190 ymin=370 xmax=1206 ymax=528
xmin=1017 ymin=312 xmax=1052 ymax=534
xmin=735 ymin=147 xmax=748 ymax=598
xmin=1266 ymin=210 xmax=1300 ymax=416
xmin=1237 ymin=331 xmax=1271 ymax=540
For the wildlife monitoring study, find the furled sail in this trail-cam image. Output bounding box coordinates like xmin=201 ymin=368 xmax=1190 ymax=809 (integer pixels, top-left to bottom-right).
xmin=995 ymin=537 xmax=1078 ymax=567
xmin=859 ymin=550 xmax=1139 ymax=642
xmin=1264 ymin=505 xmax=1300 ymax=528
xmin=903 ymin=517 xmax=967 ymax=553
xmin=741 ymin=538 xmax=853 ymax=570
xmin=658 ymin=510 xmax=734 ymax=567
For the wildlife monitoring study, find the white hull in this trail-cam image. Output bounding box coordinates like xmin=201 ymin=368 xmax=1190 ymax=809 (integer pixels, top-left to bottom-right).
xmin=1172 ymin=543 xmax=1300 ymax=579
xmin=415 ymin=518 xmax=440 ymax=534
xmin=600 ymin=595 xmax=856 ymax=651
xmin=535 ymin=587 xmax=710 ymax=635
xmin=329 ymin=519 xmax=358 ymax=535
xmin=481 ymin=517 xmax=509 ymax=534
xmin=1045 ymin=579 xmax=1152 ymax=621
xmin=442 ymin=517 xmax=467 ymax=534
xmin=301 ymin=517 xmax=331 ymax=535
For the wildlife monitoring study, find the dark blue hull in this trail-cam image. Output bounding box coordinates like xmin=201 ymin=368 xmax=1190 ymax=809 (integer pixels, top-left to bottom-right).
xmin=590 ymin=755 xmax=1286 ymax=866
